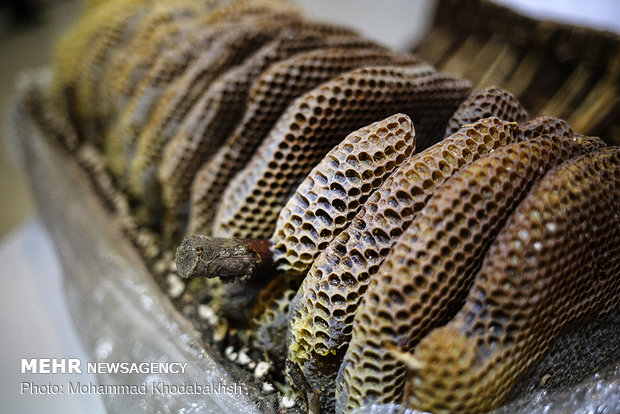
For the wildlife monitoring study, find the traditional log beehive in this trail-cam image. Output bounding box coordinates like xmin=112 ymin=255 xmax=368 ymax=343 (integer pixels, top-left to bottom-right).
xmin=14 ymin=0 xmax=619 ymax=413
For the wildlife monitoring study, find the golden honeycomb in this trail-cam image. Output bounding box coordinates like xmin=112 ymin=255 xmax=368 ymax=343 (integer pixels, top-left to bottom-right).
xmin=96 ymin=1 xmax=214 ymax=130
xmin=51 ymin=0 xmax=150 ymax=133
xmin=335 ymin=133 xmax=606 ymax=412
xmin=102 ymin=12 xmax=267 ymax=179
xmin=187 ymin=47 xmax=417 ymax=235
xmin=104 ymin=5 xmax=298 ymax=183
xmin=405 ymin=147 xmax=619 ymax=413
xmin=85 ymin=1 xmax=209 ymax=136
xmin=103 ymin=1 xmax=293 ymax=124
xmin=444 ymin=86 xmax=528 ymax=137
xmin=271 ymin=113 xmax=415 ymax=276
xmin=212 ymin=64 xmax=471 ymax=238
xmin=125 ymin=13 xmax=300 ymax=203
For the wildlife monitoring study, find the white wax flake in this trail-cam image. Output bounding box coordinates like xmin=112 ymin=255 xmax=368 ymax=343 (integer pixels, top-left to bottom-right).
xmin=534 ymin=241 xmax=543 ymax=251
xmin=167 ymin=273 xmax=185 ymax=298
xmin=197 ymin=304 xmax=218 ymax=325
xmin=237 ymin=350 xmax=252 ymax=366
xmin=248 ymin=361 xmax=256 ymax=369
xmin=254 ymin=361 xmax=271 ymax=378
xmin=262 ymin=382 xmax=275 ymax=393
xmin=281 ymin=396 xmax=296 ymax=408
xmin=225 ymin=346 xmax=237 ymax=361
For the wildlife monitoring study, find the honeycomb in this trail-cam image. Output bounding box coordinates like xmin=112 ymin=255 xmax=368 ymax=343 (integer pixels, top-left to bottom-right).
xmin=82 ymin=1 xmax=209 ymax=138
xmin=72 ymin=0 xmax=251 ymax=142
xmin=103 ymin=16 xmax=253 ymax=179
xmin=23 ymin=87 xmax=81 ymax=153
xmin=104 ymin=6 xmax=298 ymax=182
xmin=271 ymin=114 xmax=416 ymax=276
xmin=160 ymin=23 xmax=371 ymax=217
xmin=160 ymin=34 xmax=382 ymax=239
xmin=405 ymin=147 xmax=619 ymax=413
xmin=287 ymin=117 xmax=520 ymax=412
xmin=335 ymin=133 xmax=607 ymax=412
xmin=126 ymin=13 xmax=300 ymax=203
xmin=211 ymin=64 xmax=471 ymax=238
xmin=187 ymin=48 xmax=419 ymax=235
xmin=51 ymin=0 xmax=150 ymax=133
xmin=214 ymin=113 xmax=417 ymax=328
xmin=45 ymin=1 xmax=620 ymax=413
xmin=103 ymin=1 xmax=293 ymax=121
xmin=518 ymin=115 xmax=574 ymax=140
xmin=444 ymin=86 xmax=528 ymax=137
xmin=96 ymin=1 xmax=212 ymax=130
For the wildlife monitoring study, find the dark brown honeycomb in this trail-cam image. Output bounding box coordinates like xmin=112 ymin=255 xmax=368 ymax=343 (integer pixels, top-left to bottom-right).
xmin=405 ymin=147 xmax=619 ymax=413
xmin=211 ymin=64 xmax=471 ymax=238
xmin=444 ymin=86 xmax=528 ymax=137
xmin=271 ymin=114 xmax=415 ymax=276
xmin=125 ymin=12 xmax=300 ymax=203
xmin=335 ymin=134 xmax=606 ymax=412
xmin=287 ymin=117 xmax=520 ymax=412
xmin=187 ymin=48 xmax=418 ymax=235
xmin=518 ymin=115 xmax=574 ymax=140
xmin=159 ymin=33 xmax=381 ymax=239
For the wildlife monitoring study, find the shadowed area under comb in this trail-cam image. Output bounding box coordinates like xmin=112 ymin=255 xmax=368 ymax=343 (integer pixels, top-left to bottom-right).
xmin=211 ymin=64 xmax=471 ymax=239
xmin=405 ymin=147 xmax=619 ymax=413
xmin=251 ymin=273 xmax=301 ymax=370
